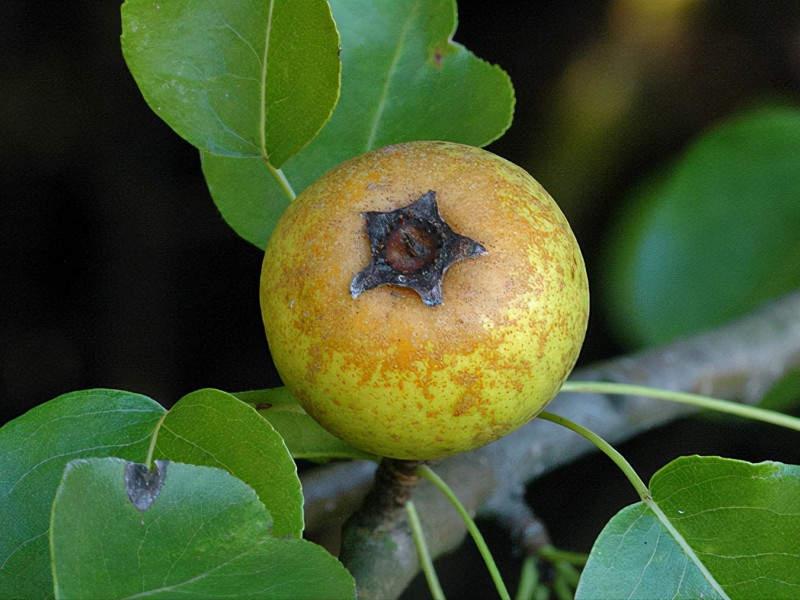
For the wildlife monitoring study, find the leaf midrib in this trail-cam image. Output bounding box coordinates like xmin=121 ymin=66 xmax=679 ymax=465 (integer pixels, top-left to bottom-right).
xmin=365 ymin=0 xmax=421 ymax=151
xmin=645 ymin=499 xmax=730 ymax=599
xmin=259 ymin=0 xmax=276 ymax=163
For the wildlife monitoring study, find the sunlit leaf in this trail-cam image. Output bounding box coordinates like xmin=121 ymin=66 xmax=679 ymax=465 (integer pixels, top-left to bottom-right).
xmin=0 ymin=390 xmax=165 ymax=599
xmin=152 ymin=388 xmax=303 ymax=538
xmin=577 ymin=455 xmax=800 ymax=599
xmin=121 ymin=0 xmax=341 ymax=165
xmin=235 ymin=387 xmax=378 ymax=462
xmin=604 ymin=107 xmax=800 ymax=347
xmin=50 ymin=458 xmax=356 ymax=600
xmin=204 ymin=0 xmax=515 ymax=248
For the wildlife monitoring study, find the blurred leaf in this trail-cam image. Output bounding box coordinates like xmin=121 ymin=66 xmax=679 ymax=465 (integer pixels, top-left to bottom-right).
xmin=604 ymin=107 xmax=800 ymax=347
xmin=0 ymin=390 xmax=165 ymax=599
xmin=51 ymin=458 xmax=356 ymax=600
xmin=757 ymin=368 xmax=800 ymax=414
xmin=204 ymin=0 xmax=515 ymax=249
xmin=577 ymin=455 xmax=800 ymax=599
xmin=235 ymin=388 xmax=378 ymax=462
xmin=153 ymin=388 xmax=303 ymax=538
xmin=121 ymin=0 xmax=340 ymax=165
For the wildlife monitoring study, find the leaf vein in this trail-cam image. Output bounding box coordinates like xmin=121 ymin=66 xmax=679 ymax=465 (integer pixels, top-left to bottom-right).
xmin=365 ymin=0 xmax=421 ymax=150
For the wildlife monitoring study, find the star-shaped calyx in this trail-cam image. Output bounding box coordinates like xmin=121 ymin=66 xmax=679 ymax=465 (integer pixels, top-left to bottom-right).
xmin=350 ymin=190 xmax=487 ymax=306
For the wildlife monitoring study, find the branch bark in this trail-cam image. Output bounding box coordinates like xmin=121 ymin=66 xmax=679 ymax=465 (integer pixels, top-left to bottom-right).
xmin=301 ymin=291 xmax=800 ymax=599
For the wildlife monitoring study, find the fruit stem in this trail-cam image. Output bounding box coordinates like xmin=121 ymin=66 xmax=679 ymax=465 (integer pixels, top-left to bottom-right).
xmin=559 ymin=381 xmax=800 ymax=432
xmin=338 ymin=459 xmax=425 ymax=596
xmin=406 ymin=499 xmax=445 ymax=600
xmin=416 ymin=464 xmax=511 ymax=600
xmin=345 ymin=459 xmax=423 ymax=524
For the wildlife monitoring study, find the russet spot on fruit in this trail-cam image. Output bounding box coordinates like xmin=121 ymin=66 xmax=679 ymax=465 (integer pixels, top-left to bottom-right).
xmin=260 ymin=141 xmax=589 ymax=460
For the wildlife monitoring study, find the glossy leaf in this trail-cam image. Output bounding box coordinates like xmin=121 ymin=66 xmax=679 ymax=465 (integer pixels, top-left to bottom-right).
xmin=204 ymin=0 xmax=515 ymax=249
xmin=235 ymin=387 xmax=378 ymax=462
xmin=577 ymin=455 xmax=800 ymax=599
xmin=152 ymin=388 xmax=303 ymax=538
xmin=0 ymin=390 xmax=165 ymax=600
xmin=121 ymin=0 xmax=341 ymax=165
xmin=604 ymin=107 xmax=800 ymax=347
xmin=50 ymin=458 xmax=356 ymax=600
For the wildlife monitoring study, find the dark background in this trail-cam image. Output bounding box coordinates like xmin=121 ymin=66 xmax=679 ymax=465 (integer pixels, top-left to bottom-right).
xmin=4 ymin=2 xmax=800 ymax=597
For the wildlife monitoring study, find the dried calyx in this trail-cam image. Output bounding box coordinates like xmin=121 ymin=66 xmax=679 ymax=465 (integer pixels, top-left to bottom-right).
xmin=350 ymin=190 xmax=487 ymax=306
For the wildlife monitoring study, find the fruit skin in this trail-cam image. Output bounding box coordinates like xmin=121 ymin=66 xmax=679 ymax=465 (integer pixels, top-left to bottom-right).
xmin=260 ymin=141 xmax=589 ymax=460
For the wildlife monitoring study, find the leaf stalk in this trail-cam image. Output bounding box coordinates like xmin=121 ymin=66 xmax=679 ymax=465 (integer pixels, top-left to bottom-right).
xmin=417 ymin=464 xmax=511 ymax=600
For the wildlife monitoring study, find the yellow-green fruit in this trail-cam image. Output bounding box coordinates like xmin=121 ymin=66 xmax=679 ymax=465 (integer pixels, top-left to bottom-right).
xmin=260 ymin=141 xmax=589 ymax=460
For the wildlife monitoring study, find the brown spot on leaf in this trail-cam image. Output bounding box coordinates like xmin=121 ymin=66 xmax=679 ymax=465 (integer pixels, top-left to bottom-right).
xmin=434 ymin=44 xmax=444 ymax=67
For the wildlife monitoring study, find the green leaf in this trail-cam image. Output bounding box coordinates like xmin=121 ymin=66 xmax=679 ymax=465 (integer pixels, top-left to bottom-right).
xmin=577 ymin=455 xmax=800 ymax=599
xmin=604 ymin=107 xmax=800 ymax=347
xmin=203 ymin=0 xmax=516 ymax=249
xmin=235 ymin=388 xmax=378 ymax=462
xmin=152 ymin=388 xmax=303 ymax=538
xmin=201 ymin=152 xmax=289 ymax=251
xmin=0 ymin=390 xmax=165 ymax=600
xmin=121 ymin=0 xmax=341 ymax=165
xmin=757 ymin=368 xmax=800 ymax=414
xmin=290 ymin=0 xmax=515 ymax=179
xmin=50 ymin=458 xmax=356 ymax=600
